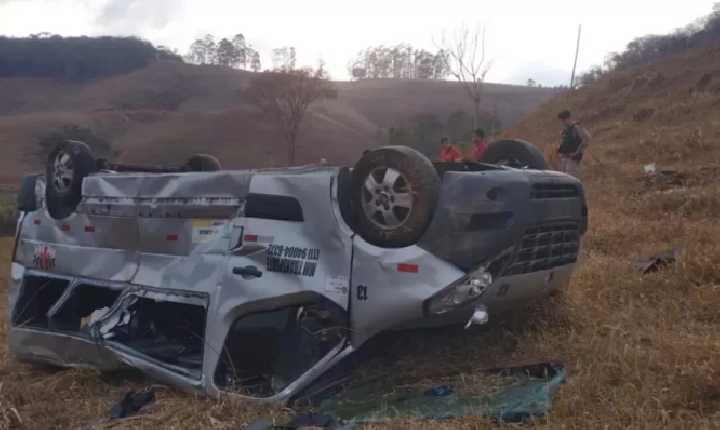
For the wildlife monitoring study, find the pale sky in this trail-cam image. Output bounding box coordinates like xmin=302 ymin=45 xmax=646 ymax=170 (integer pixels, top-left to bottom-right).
xmin=0 ymin=0 xmax=716 ymax=85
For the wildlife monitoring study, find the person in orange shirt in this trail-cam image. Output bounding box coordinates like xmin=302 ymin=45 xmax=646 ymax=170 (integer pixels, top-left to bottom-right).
xmin=436 ymin=137 xmax=463 ymax=162
xmin=466 ymin=128 xmax=488 ymax=161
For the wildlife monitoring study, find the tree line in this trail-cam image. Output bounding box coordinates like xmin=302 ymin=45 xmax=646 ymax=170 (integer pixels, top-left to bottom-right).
xmin=0 ymin=33 xmax=181 ymax=81
xmin=577 ymin=3 xmax=720 ymax=85
xmin=184 ymin=34 xmax=263 ymax=71
xmin=347 ymin=44 xmax=451 ymax=80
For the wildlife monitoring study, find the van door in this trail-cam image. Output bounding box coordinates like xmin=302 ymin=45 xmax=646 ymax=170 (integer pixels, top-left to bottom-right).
xmin=209 ymin=171 xmax=354 ymax=399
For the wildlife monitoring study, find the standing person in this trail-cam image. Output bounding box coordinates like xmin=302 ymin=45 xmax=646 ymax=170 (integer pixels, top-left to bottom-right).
xmin=556 ymin=110 xmax=591 ymax=178
xmin=436 ymin=137 xmax=463 ymax=162
xmin=466 ymin=128 xmax=488 ymax=161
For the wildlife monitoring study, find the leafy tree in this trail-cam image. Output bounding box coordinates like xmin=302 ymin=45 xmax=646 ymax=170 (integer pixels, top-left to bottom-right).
xmin=271 ymin=47 xmax=297 ymax=71
xmin=289 ymin=47 xmax=297 ymax=70
xmin=527 ymin=78 xmax=536 ymax=87
xmin=24 ymin=125 xmax=113 ymax=166
xmin=250 ymin=50 xmax=262 ymax=72
xmin=186 ymin=38 xmax=209 ymax=64
xmin=201 ymin=34 xmax=217 ymax=65
xmin=231 ymin=34 xmax=247 ymax=69
xmin=216 ymin=38 xmax=237 ymax=67
xmin=244 ymin=68 xmax=337 ymax=164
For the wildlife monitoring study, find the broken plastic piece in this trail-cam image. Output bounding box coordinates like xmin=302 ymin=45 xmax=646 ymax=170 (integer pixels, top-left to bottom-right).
xmin=424 ymin=385 xmax=455 ymax=397
xmin=464 ymin=304 xmax=489 ymax=329
xmin=636 ymin=246 xmax=681 ymax=274
xmin=109 ymin=390 xmax=155 ymax=421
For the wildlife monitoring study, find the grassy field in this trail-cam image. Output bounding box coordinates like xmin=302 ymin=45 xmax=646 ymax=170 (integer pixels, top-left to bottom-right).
xmin=1 ymin=162 xmax=719 ymax=428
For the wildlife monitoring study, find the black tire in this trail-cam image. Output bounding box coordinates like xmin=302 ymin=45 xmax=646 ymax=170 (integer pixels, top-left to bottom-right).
xmin=45 ymin=140 xmax=97 ymax=220
xmin=478 ymin=139 xmax=549 ymax=170
xmin=349 ymin=146 xmax=440 ymax=248
xmin=182 ymin=154 xmax=222 ymax=171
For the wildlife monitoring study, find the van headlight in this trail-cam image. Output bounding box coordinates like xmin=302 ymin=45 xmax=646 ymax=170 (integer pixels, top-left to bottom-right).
xmin=424 ymin=270 xmax=493 ymax=317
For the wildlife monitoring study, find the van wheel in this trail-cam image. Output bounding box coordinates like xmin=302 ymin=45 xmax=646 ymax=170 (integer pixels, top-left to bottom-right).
xmin=478 ymin=139 xmax=549 ymax=170
xmin=45 ymin=140 xmax=98 ymax=220
xmin=349 ymin=146 xmax=440 ymax=248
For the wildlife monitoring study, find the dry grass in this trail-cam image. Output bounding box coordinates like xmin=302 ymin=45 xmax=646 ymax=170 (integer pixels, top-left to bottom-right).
xmin=2 ymin=46 xmax=720 ymax=429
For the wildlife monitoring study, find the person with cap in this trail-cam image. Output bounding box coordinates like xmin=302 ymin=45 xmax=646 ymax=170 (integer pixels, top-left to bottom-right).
xmin=466 ymin=128 xmax=488 ymax=161
xmin=556 ymin=109 xmax=591 ymax=178
xmin=436 ymin=136 xmax=463 ymax=162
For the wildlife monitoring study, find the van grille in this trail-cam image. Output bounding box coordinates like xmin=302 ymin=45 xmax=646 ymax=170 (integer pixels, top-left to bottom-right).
xmin=506 ymin=221 xmax=580 ymax=275
xmin=530 ymin=183 xmax=579 ymax=199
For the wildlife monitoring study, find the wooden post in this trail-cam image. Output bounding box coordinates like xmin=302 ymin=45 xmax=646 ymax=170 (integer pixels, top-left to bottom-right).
xmin=568 ymin=24 xmax=582 ymax=98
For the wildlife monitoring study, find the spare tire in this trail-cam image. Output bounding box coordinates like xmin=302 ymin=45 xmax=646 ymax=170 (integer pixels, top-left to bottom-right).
xmin=45 ymin=140 xmax=98 ymax=220
xmin=349 ymin=146 xmax=440 ymax=248
xmin=478 ymin=139 xmax=549 ymax=170
xmin=181 ymin=154 xmax=222 ymax=172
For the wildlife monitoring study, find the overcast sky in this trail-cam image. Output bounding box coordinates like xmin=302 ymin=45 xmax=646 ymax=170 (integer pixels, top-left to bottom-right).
xmin=0 ymin=0 xmax=716 ymax=85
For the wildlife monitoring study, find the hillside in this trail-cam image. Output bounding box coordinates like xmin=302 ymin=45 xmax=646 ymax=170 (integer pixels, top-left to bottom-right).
xmin=0 ymin=61 xmax=560 ymax=175
xmin=494 ymin=42 xmax=720 ymax=426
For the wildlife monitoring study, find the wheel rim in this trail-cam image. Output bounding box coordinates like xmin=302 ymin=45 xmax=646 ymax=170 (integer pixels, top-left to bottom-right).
xmin=361 ymin=167 xmax=413 ymax=230
xmin=52 ymin=150 xmax=74 ymax=194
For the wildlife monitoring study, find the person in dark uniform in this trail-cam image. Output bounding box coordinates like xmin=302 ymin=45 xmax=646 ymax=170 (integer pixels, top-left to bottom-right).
xmin=556 ymin=110 xmax=591 ymax=178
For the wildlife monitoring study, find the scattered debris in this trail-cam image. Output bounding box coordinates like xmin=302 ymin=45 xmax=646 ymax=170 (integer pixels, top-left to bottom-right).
xmin=638 ymin=164 xmax=720 ymax=194
xmin=632 ymin=107 xmax=655 ymax=123
xmin=635 ymin=246 xmax=681 ymax=274
xmin=109 ymin=390 xmax=155 ymax=421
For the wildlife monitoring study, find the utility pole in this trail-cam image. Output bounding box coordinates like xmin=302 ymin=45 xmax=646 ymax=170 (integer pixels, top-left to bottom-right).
xmin=568 ymin=24 xmax=582 ymax=98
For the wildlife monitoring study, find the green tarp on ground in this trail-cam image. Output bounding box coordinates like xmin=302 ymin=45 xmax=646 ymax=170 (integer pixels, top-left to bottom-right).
xmin=315 ymin=362 xmax=566 ymax=424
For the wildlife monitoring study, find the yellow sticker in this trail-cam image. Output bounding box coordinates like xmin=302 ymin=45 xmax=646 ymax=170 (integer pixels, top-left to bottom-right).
xmin=191 ymin=219 xmax=230 ymax=243
xmin=192 ymin=219 xmax=213 ymax=228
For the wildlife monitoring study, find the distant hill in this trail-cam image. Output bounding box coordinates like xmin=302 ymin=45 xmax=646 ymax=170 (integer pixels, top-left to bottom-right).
xmin=0 ymin=60 xmax=561 ymax=176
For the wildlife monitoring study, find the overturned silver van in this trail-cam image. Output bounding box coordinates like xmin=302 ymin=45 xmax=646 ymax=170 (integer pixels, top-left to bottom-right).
xmin=7 ymin=140 xmax=587 ymax=403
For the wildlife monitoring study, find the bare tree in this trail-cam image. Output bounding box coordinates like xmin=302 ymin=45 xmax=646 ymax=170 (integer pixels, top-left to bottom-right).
xmin=435 ymin=24 xmax=495 ymax=129
xmin=244 ymin=68 xmax=337 ymax=164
